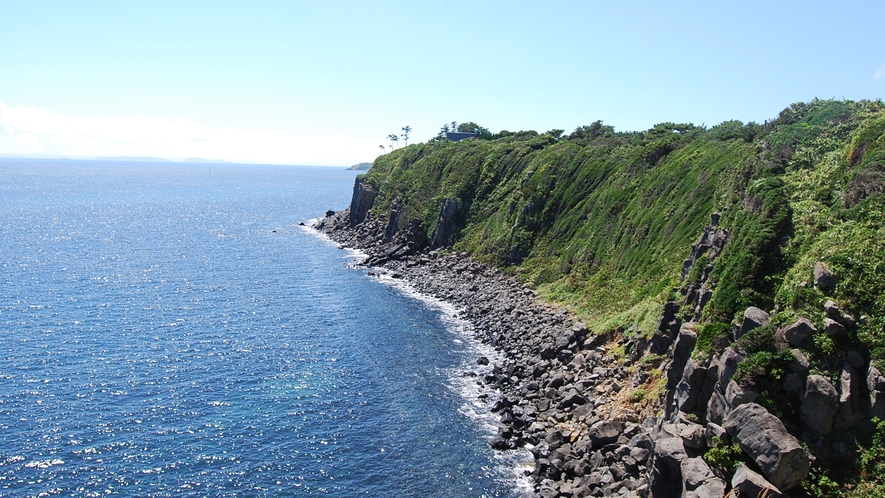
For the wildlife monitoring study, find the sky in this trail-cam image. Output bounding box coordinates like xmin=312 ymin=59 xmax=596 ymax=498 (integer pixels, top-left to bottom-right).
xmin=1 ymin=0 xmax=884 ymax=166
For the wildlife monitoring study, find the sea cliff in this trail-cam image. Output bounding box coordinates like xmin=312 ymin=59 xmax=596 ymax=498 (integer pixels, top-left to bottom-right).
xmin=317 ymin=99 xmax=885 ymax=497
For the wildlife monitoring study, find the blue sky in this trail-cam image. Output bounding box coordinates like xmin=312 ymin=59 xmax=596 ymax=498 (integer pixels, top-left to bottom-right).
xmin=1 ymin=0 xmax=883 ymax=165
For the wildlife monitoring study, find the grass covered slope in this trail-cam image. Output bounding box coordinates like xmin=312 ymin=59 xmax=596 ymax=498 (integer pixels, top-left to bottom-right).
xmin=362 ymin=99 xmax=884 ymax=360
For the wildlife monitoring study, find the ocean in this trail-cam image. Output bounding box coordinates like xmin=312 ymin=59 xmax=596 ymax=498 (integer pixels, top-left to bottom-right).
xmin=0 ymin=160 xmax=531 ymax=497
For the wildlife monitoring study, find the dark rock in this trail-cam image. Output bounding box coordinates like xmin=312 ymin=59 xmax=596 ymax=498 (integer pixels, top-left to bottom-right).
xmin=348 ymin=179 xmax=378 ymax=228
xmin=801 ymin=374 xmax=839 ymax=435
xmin=681 ymin=457 xmax=727 ymax=498
xmin=650 ymin=437 xmax=688 ymax=498
xmin=429 ymin=199 xmax=464 ymax=249
xmin=706 ymin=390 xmax=729 ymax=425
xmin=731 ymin=463 xmax=785 ymax=498
xmin=678 ymin=422 xmax=707 ymax=449
xmin=649 ymin=330 xmax=673 ymax=355
xmin=789 ymin=349 xmax=810 ymax=373
xmin=824 ymin=299 xmax=841 ymax=319
xmin=868 ymin=365 xmax=885 ymax=418
xmin=675 ymin=359 xmax=707 ymax=413
xmin=477 ymin=356 xmax=490 ymax=366
xmin=704 ymin=423 xmax=728 ymax=448
xmin=489 ymin=435 xmax=511 ymax=450
xmin=588 ymin=420 xmax=625 ymax=448
xmin=725 ymin=403 xmax=810 ymax=490
xmin=737 ymin=306 xmax=769 ymax=340
xmin=780 ymin=318 xmax=816 ymax=347
xmin=825 ymin=318 xmax=847 ymax=337
xmin=837 ymin=362 xmax=865 ymax=430
xmin=725 ymin=380 xmax=758 ymax=409
xmin=814 ymin=261 xmax=837 ymax=291
xmin=848 ymin=350 xmax=865 ymax=370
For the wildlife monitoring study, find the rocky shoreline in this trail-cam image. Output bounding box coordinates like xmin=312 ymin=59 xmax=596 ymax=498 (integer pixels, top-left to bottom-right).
xmin=313 ymin=209 xmax=656 ymax=497
xmin=310 ymin=197 xmax=881 ymax=497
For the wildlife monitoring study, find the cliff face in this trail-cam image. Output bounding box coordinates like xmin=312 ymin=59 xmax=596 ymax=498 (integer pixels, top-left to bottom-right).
xmin=342 ymin=99 xmax=885 ymax=495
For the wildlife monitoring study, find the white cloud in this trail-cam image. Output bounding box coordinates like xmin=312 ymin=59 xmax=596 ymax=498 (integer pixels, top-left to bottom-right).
xmin=876 ymin=64 xmax=885 ymax=80
xmin=0 ymin=101 xmax=377 ymax=165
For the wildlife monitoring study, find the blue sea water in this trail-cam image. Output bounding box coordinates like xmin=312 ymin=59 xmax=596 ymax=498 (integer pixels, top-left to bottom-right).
xmin=0 ymin=160 xmax=530 ymax=497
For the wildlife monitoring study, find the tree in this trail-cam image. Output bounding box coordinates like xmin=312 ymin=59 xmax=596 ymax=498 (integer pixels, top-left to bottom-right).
xmin=401 ymin=125 xmax=412 ymax=146
xmin=568 ymin=120 xmax=615 ymax=141
xmin=457 ymin=122 xmax=493 ymax=139
xmin=379 ymin=145 xmax=386 ymax=153
xmin=388 ymin=134 xmax=399 ymax=149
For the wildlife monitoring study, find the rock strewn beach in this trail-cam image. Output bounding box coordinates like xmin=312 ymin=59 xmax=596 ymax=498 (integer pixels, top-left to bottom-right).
xmin=314 ymin=209 xmax=654 ymax=497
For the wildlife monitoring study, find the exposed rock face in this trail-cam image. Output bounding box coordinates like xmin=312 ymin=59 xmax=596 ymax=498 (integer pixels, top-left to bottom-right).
xmin=724 ymin=403 xmax=810 ymax=491
xmin=675 ymin=359 xmax=707 ymax=413
xmin=349 ymin=179 xmax=378 ymax=228
xmin=837 ymin=362 xmax=865 ymax=430
xmin=869 ymin=365 xmax=885 ymax=418
xmin=429 ymin=199 xmax=464 ymax=248
xmin=650 ymin=437 xmax=688 ymax=497
xmin=801 ymin=374 xmax=839 ymax=435
xmin=680 ymin=226 xmax=728 ymax=282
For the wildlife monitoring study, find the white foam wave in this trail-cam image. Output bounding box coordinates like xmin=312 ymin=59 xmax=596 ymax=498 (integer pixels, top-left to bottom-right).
xmin=298 ymin=222 xmax=368 ymax=265
xmin=371 ymin=272 xmax=535 ymax=496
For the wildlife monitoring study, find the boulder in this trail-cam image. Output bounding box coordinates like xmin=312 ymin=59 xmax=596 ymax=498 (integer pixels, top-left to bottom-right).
xmin=780 ymin=318 xmax=816 ymax=347
xmin=704 ymin=423 xmax=729 ymax=448
xmin=837 ymin=362 xmax=865 ymax=430
xmin=869 ymin=365 xmax=885 ymax=418
xmin=650 ymin=437 xmax=688 ymax=498
xmin=788 ymin=349 xmax=810 ymax=373
xmin=814 ymin=261 xmax=837 ymax=291
xmin=724 ymin=403 xmax=810 ymax=491
xmin=824 ymin=299 xmax=841 ymax=319
xmin=706 ymin=389 xmax=729 ymax=425
xmin=587 ymin=420 xmax=625 ymax=448
xmin=681 ymin=457 xmax=727 ymax=498
xmin=731 ymin=463 xmax=785 ymax=498
xmin=737 ymin=307 xmax=770 ymax=340
xmin=725 ymin=380 xmax=759 ymax=409
xmin=678 ymin=422 xmax=707 ymax=449
xmin=801 ymin=374 xmax=839 ymax=435
xmin=825 ymin=318 xmax=847 ymax=337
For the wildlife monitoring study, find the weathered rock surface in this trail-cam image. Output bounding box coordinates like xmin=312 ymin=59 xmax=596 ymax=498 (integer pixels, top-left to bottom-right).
xmin=738 ymin=306 xmax=770 ymax=340
xmin=724 ymin=403 xmax=810 ymax=491
xmin=780 ymin=318 xmax=816 ymax=347
xmin=349 ymin=179 xmax=378 ymax=227
xmin=869 ymin=365 xmax=885 ymax=418
xmin=801 ymin=374 xmax=839 ymax=435
xmin=650 ymin=437 xmax=688 ymax=498
xmin=681 ymin=457 xmax=727 ymax=498
xmin=731 ymin=463 xmax=785 ymax=498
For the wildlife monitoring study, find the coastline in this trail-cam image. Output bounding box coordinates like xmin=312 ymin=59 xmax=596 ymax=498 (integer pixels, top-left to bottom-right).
xmin=312 ymin=209 xmax=653 ymax=497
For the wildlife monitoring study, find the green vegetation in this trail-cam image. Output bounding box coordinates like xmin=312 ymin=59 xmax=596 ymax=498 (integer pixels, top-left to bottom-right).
xmin=363 ymin=100 xmax=884 ymax=367
xmin=703 ymin=436 xmax=744 ymax=473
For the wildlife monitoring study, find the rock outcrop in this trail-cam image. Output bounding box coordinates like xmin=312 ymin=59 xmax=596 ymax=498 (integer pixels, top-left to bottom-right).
xmin=724 ymin=403 xmax=810 ymax=491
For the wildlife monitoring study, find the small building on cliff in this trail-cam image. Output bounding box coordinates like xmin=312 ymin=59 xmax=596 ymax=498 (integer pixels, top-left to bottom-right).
xmin=445 ymin=131 xmax=477 ymax=142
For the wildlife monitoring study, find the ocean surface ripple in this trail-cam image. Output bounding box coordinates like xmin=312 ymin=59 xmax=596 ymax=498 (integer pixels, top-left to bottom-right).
xmin=0 ymin=160 xmax=526 ymax=497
